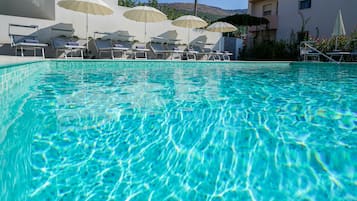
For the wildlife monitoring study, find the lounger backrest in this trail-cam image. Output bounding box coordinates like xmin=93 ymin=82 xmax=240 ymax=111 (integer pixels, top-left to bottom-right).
xmin=166 ymin=44 xmax=180 ymax=51
xmin=52 ymin=37 xmax=70 ymax=48
xmin=150 ymin=43 xmax=165 ymax=52
xmin=202 ymin=47 xmax=213 ymax=53
xmin=191 ymin=45 xmax=203 ymax=53
xmin=94 ymin=39 xmax=112 ymax=50
xmin=8 ymin=24 xmax=40 ymax=46
xmin=10 ymin=34 xmax=37 ymax=45
xmin=113 ymin=41 xmax=132 ymax=49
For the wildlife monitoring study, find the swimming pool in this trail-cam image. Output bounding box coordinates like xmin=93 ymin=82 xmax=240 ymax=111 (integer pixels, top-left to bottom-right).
xmin=0 ymin=60 xmax=356 ymax=200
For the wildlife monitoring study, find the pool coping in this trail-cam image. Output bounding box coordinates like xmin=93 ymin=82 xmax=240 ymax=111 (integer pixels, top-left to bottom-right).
xmin=1 ymin=58 xmax=357 ymax=69
xmin=0 ymin=59 xmax=294 ymax=68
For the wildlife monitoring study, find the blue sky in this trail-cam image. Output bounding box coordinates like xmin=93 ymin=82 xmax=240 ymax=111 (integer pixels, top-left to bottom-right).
xmin=142 ymin=0 xmax=248 ymax=10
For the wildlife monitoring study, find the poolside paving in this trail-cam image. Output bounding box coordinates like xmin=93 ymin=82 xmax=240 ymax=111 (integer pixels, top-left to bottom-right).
xmin=0 ymin=56 xmax=41 ymax=65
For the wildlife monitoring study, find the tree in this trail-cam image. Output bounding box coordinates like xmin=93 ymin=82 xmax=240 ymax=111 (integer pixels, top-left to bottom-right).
xmin=148 ymin=0 xmax=158 ymax=8
xmin=118 ymin=0 xmax=136 ymax=7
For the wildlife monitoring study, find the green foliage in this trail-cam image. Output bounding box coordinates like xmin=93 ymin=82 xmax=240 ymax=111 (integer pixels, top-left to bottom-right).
xmin=118 ymin=0 xmax=136 ymax=7
xmin=298 ymin=11 xmax=311 ymax=32
xmin=159 ymin=5 xmax=186 ymax=20
xmin=118 ymin=1 xmax=228 ymax=24
xmin=315 ymin=36 xmax=351 ymax=52
xmin=242 ymin=40 xmax=299 ymax=60
xmin=148 ymin=0 xmax=158 ymax=8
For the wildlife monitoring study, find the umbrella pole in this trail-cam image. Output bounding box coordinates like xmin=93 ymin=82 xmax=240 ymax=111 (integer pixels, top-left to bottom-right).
xmin=86 ymin=13 xmax=89 ymax=50
xmin=187 ymin=28 xmax=190 ymax=49
xmin=145 ymin=22 xmax=147 ymax=44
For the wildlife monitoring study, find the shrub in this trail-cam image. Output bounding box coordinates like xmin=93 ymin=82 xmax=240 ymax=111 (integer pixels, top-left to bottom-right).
xmin=241 ymin=40 xmax=299 ymax=60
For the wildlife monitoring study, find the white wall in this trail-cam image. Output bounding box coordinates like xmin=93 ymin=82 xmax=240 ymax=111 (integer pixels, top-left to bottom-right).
xmin=250 ymin=0 xmax=277 ymax=17
xmin=0 ymin=0 xmax=221 ymax=46
xmin=277 ymin=0 xmax=357 ymax=40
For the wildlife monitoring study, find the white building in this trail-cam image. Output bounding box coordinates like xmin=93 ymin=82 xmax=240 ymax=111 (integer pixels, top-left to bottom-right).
xmin=248 ymin=0 xmax=357 ymax=41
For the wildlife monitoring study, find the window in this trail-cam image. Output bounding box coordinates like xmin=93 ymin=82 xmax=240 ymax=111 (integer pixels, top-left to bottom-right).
xmin=299 ymin=0 xmax=311 ymax=9
xmin=263 ymin=4 xmax=272 ymax=16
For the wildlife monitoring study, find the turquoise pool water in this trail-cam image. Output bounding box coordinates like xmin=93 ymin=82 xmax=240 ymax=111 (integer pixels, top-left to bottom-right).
xmin=0 ymin=61 xmax=356 ymax=201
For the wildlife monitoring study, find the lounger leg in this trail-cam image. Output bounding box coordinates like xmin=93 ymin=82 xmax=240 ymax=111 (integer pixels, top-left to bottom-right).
xmin=34 ymin=48 xmax=36 ymax=57
xmin=21 ymin=47 xmax=24 ymax=57
xmin=111 ymin=50 xmax=114 ymax=60
xmin=42 ymin=48 xmax=45 ymax=59
xmin=81 ymin=50 xmax=84 ymax=59
xmin=15 ymin=47 xmax=17 ymax=56
xmin=123 ymin=51 xmax=126 ymax=59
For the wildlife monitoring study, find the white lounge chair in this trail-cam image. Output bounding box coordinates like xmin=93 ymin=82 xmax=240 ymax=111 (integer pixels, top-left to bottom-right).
xmin=149 ymin=42 xmax=168 ymax=59
xmin=191 ymin=45 xmax=223 ymax=61
xmin=221 ymin=51 xmax=233 ymax=61
xmin=132 ymin=44 xmax=150 ymax=59
xmin=52 ymin=36 xmax=86 ymax=59
xmin=8 ymin=24 xmax=48 ymax=58
xmin=94 ymin=39 xmax=129 ymax=59
xmin=149 ymin=42 xmax=184 ymax=60
xmin=51 ymin=27 xmax=86 ymax=59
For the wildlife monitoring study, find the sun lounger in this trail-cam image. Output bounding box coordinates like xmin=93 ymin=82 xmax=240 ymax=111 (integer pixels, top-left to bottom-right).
xmin=190 ymin=45 xmax=223 ymax=61
xmin=149 ymin=42 xmax=184 ymax=60
xmin=299 ymin=41 xmax=321 ymax=61
xmin=133 ymin=44 xmax=150 ymax=59
xmin=51 ymin=28 xmax=85 ymax=59
xmin=166 ymin=44 xmax=184 ymax=60
xmin=221 ymin=51 xmax=233 ymax=61
xmin=94 ymin=39 xmax=129 ymax=59
xmin=326 ymin=51 xmax=351 ymax=62
xmin=149 ymin=42 xmax=168 ymax=59
xmin=8 ymin=24 xmax=48 ymax=58
xmin=52 ymin=36 xmax=85 ymax=59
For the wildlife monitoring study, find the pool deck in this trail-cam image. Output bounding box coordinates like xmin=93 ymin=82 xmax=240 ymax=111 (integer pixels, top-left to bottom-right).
xmin=0 ymin=55 xmax=42 ymax=65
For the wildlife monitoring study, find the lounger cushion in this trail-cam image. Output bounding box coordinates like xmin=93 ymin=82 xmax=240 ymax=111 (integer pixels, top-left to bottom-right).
xmin=66 ymin=41 xmax=79 ymax=46
xmin=24 ymin=39 xmax=39 ymax=43
xmin=114 ymin=44 xmax=124 ymax=47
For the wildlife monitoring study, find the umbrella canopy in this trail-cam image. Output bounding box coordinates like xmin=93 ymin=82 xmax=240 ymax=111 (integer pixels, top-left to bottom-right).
xmin=172 ymin=15 xmax=207 ymax=48
xmin=332 ymin=9 xmax=346 ymax=50
xmin=332 ymin=9 xmax=346 ymax=37
xmin=207 ymin=22 xmax=237 ymax=33
xmin=172 ymin=15 xmax=208 ymax=29
xmin=123 ymin=6 xmax=167 ymax=43
xmin=57 ymin=0 xmax=113 ymax=49
xmin=57 ymin=0 xmax=113 ymax=15
xmin=123 ymin=6 xmax=167 ymax=23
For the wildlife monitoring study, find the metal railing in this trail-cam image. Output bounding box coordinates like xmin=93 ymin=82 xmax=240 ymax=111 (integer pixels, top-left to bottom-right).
xmin=300 ymin=41 xmax=337 ymax=63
